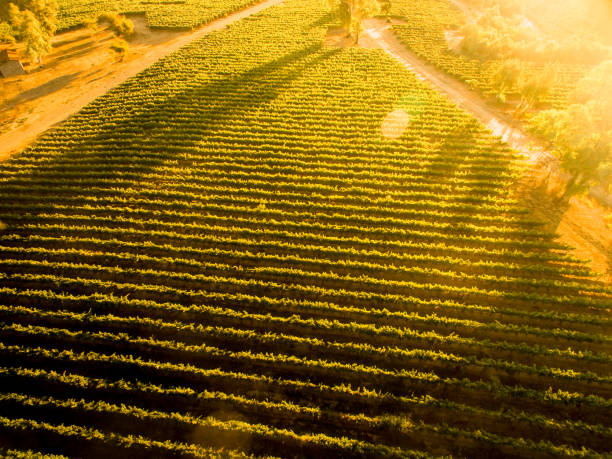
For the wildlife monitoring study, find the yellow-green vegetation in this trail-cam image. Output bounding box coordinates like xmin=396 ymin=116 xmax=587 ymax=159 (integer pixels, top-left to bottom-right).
xmin=54 ymin=0 xmax=264 ymax=31
xmin=529 ymin=60 xmax=612 ymax=196
xmin=387 ymin=0 xmax=590 ymax=109
xmin=330 ymin=0 xmax=380 ymax=44
xmin=388 ymin=0 xmax=611 ymax=196
xmin=4 ymin=0 xmax=58 ymax=64
xmin=0 ymin=0 xmax=611 ymax=457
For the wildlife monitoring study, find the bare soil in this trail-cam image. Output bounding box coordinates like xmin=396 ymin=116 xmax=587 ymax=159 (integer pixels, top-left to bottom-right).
xmin=0 ymin=0 xmax=283 ymax=162
xmin=360 ymin=18 xmax=612 ymax=282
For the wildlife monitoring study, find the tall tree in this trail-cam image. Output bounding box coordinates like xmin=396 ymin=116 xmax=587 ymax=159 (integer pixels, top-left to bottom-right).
xmin=529 ymin=102 xmax=612 ymax=199
xmin=380 ymin=0 xmax=391 ymax=16
xmin=332 ymin=0 xmax=380 ymax=44
xmin=8 ymin=0 xmax=57 ymax=64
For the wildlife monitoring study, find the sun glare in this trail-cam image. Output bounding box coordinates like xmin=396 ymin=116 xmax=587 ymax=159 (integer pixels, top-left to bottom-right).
xmin=381 ymin=108 xmax=411 ymax=139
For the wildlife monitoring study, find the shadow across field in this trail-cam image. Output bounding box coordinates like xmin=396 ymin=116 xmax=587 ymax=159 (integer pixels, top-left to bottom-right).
xmin=2 ymin=73 xmax=82 ymax=108
xmin=0 ymin=42 xmax=340 ymax=225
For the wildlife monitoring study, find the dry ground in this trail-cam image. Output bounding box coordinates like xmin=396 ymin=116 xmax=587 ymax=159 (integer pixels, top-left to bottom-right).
xmin=0 ymin=0 xmax=283 ymax=162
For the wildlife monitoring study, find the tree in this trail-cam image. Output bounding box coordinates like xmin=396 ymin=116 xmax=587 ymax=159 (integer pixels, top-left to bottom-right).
xmin=516 ymin=65 xmax=556 ymax=113
xmin=331 ymin=0 xmax=380 ymax=44
xmin=8 ymin=0 xmax=57 ymax=64
xmin=528 ymin=60 xmax=612 ymax=199
xmin=529 ymin=102 xmax=612 ymax=199
xmin=20 ymin=0 xmax=57 ymax=37
xmin=380 ymin=0 xmax=391 ymax=16
xmin=491 ymin=59 xmax=522 ymax=103
xmin=0 ymin=21 xmax=15 ymax=43
xmin=98 ymin=12 xmax=134 ymax=39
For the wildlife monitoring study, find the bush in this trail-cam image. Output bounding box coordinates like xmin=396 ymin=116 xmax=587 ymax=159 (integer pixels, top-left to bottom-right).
xmin=518 ymin=65 xmax=556 ymax=109
xmin=491 ymin=59 xmax=522 ymax=102
xmin=109 ymin=36 xmax=129 ymax=61
xmin=98 ymin=11 xmax=134 ymax=39
xmin=529 ymin=102 xmax=612 ymax=197
xmin=82 ymin=16 xmax=98 ymax=36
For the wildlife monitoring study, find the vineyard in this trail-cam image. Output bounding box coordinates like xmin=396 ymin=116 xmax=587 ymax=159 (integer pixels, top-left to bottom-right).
xmin=0 ymin=0 xmax=611 ymax=457
xmin=55 ymin=0 xmax=261 ymax=30
xmin=388 ymin=0 xmax=591 ymax=108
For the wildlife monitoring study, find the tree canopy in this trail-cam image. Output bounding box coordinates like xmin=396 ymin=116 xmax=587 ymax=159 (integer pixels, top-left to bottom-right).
xmin=330 ymin=0 xmax=380 ymax=44
xmin=7 ymin=0 xmax=58 ymax=63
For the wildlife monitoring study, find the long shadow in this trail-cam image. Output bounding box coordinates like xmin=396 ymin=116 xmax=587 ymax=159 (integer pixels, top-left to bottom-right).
xmin=2 ymin=72 xmax=81 ymax=108
xmin=49 ymin=43 xmax=107 ymax=63
xmin=55 ymin=39 xmax=97 ymax=56
xmin=310 ymin=11 xmax=336 ymax=27
xmin=419 ymin=114 xmax=483 ymax=197
xmin=53 ymin=35 xmax=90 ymax=49
xmin=0 ymin=43 xmax=340 ymax=223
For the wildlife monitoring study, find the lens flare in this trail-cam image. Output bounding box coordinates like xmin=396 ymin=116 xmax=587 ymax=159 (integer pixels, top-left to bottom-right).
xmin=381 ymin=109 xmax=410 ymax=139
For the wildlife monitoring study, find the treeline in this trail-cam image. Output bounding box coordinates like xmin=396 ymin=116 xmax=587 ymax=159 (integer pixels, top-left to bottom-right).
xmin=460 ymin=6 xmax=610 ymax=65
xmin=529 ymin=60 xmax=612 ymax=197
xmin=0 ymin=0 xmax=135 ymax=65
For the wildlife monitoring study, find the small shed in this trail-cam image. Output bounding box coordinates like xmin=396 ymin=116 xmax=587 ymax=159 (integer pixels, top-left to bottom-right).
xmin=0 ymin=48 xmax=25 ymax=78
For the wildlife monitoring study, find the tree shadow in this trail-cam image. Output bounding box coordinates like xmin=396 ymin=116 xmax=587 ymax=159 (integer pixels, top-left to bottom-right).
xmin=49 ymin=43 xmax=107 ymax=63
xmin=310 ymin=11 xmax=336 ymax=27
xmin=0 ymin=43 xmax=340 ymax=223
xmin=54 ymin=39 xmax=98 ymax=56
xmin=2 ymin=72 xmax=82 ymax=108
xmin=53 ymin=33 xmax=91 ymax=49
xmin=419 ymin=114 xmax=485 ymax=198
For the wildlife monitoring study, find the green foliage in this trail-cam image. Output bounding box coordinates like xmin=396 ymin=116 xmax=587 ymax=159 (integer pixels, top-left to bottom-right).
xmin=109 ymin=36 xmax=128 ymax=61
xmin=53 ymin=0 xmax=262 ymax=31
xmin=491 ymin=59 xmax=522 ymax=102
xmin=517 ymin=64 xmax=556 ymax=110
xmin=331 ymin=0 xmax=379 ymax=43
xmin=529 ymin=61 xmax=612 ymax=196
xmin=573 ymin=60 xmax=612 ymax=122
xmin=7 ymin=0 xmax=57 ymax=63
xmin=97 ymin=12 xmax=133 ymax=39
xmin=529 ymin=103 xmax=612 ymax=197
xmin=459 ymin=6 xmax=610 ymax=65
xmin=81 ymin=15 xmax=98 ymax=36
xmin=0 ymin=21 xmax=15 ymax=43
xmin=0 ymin=0 xmax=610 ymax=457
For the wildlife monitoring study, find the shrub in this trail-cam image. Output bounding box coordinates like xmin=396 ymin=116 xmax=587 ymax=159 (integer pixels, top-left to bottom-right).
xmin=98 ymin=11 xmax=134 ymax=39
xmin=109 ymin=36 xmax=129 ymax=61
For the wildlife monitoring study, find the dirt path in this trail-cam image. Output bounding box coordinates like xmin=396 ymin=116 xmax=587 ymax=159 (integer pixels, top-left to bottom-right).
xmin=0 ymin=0 xmax=283 ymax=162
xmin=362 ymin=18 xmax=552 ymax=166
xmin=361 ymin=18 xmax=612 ymax=282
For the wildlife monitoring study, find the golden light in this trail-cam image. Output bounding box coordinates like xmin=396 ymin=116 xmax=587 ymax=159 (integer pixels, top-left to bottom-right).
xmin=381 ymin=108 xmax=411 ymax=139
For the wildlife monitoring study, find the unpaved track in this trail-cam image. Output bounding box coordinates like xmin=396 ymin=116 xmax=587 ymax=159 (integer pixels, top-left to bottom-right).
xmin=0 ymin=0 xmax=283 ymax=161
xmin=362 ymin=18 xmax=612 ymax=281
xmin=362 ymin=18 xmax=553 ymax=167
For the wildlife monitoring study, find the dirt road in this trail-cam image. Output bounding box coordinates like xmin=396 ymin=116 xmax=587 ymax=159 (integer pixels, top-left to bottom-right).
xmin=362 ymin=18 xmax=554 ymax=166
xmin=362 ymin=18 xmax=612 ymax=282
xmin=0 ymin=0 xmax=283 ymax=162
